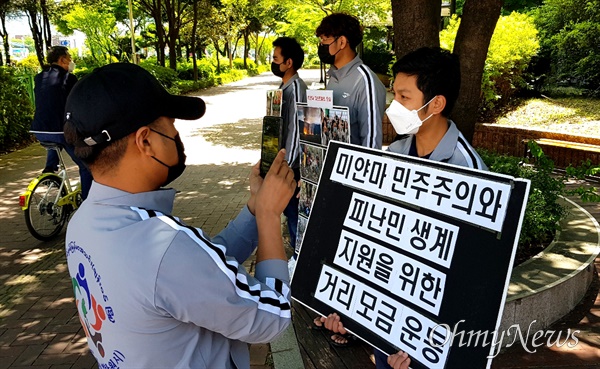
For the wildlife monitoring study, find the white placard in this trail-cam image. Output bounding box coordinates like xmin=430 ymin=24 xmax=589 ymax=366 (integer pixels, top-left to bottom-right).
xmin=307 ymin=90 xmax=334 ymax=109
xmin=315 ymin=265 xmax=451 ymax=367
xmin=331 ymin=148 xmax=512 ymax=232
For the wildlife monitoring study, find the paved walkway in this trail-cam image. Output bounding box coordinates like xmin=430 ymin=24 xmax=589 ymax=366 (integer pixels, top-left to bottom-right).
xmin=1 ymin=70 xmax=599 ymax=369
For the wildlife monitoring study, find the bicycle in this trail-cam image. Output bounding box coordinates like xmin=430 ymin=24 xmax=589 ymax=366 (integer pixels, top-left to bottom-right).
xmin=19 ymin=141 xmax=82 ymax=241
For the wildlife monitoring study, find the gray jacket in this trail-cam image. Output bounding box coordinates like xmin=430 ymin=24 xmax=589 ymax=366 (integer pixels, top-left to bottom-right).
xmin=66 ymin=182 xmax=291 ymax=369
xmin=388 ymin=120 xmax=488 ymax=170
xmin=327 ymin=56 xmax=387 ymax=149
xmin=280 ymin=73 xmax=307 ymax=168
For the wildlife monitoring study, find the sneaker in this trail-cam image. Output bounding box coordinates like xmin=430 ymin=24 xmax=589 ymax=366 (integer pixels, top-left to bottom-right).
xmin=287 ymin=257 xmax=296 ymax=278
xmin=42 ymin=166 xmax=57 ymax=173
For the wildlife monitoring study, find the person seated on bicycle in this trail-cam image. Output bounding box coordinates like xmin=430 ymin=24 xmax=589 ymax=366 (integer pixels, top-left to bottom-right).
xmin=30 ymin=45 xmax=93 ymax=199
xmin=62 ymin=63 xmax=296 ymax=369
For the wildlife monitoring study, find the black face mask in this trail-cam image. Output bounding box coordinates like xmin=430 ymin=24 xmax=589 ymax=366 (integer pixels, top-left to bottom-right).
xmin=150 ymin=128 xmax=187 ymax=187
xmin=271 ymin=61 xmax=287 ymax=78
xmin=318 ymin=37 xmax=340 ymax=65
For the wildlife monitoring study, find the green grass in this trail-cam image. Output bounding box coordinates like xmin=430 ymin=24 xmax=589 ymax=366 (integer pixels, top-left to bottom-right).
xmin=492 ymin=97 xmax=600 ymax=138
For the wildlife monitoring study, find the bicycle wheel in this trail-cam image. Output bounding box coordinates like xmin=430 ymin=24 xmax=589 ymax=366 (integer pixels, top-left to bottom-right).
xmin=24 ymin=175 xmax=69 ymax=241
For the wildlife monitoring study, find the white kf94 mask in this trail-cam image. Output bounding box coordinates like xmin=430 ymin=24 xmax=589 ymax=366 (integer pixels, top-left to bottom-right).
xmin=385 ymin=97 xmax=436 ymax=135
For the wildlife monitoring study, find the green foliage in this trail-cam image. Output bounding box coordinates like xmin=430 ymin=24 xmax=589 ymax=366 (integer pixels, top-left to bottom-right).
xmin=216 ymin=69 xmax=248 ymax=85
xmin=0 ymin=67 xmax=35 ymax=153
xmin=479 ymin=141 xmax=565 ymax=250
xmin=17 ymin=55 xmax=42 ymax=73
xmin=479 ymin=140 xmax=600 ymax=255
xmin=62 ymin=4 xmax=119 ymax=63
xmin=532 ymin=0 xmax=600 ymax=91
xmin=139 ymin=61 xmax=179 ymax=91
xmin=232 ymin=58 xmax=259 ymax=75
xmin=440 ymin=12 xmax=539 ymax=118
xmin=175 ymin=78 xmax=216 ymax=94
xmin=362 ymin=43 xmax=394 ymax=76
xmin=176 ymin=59 xmax=216 ymax=80
xmin=551 ymin=21 xmax=600 ymax=89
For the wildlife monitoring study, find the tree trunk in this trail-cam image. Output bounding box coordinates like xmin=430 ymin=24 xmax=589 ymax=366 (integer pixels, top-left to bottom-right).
xmin=391 ymin=0 xmax=440 ymax=58
xmin=243 ymin=28 xmax=248 ymax=68
xmin=227 ymin=40 xmax=233 ymax=69
xmin=155 ymin=0 xmax=165 ymax=66
xmin=214 ymin=40 xmax=221 ymax=72
xmin=0 ymin=13 xmax=9 ymax=66
xmin=27 ymin=10 xmax=45 ymax=68
xmin=452 ymin=0 xmax=502 ymax=142
xmin=191 ymin=0 xmax=198 ymax=81
xmin=41 ymin=0 xmax=51 ymax=49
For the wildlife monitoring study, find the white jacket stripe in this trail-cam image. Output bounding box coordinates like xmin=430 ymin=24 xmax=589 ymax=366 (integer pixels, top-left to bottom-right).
xmin=131 ymin=207 xmax=292 ymax=318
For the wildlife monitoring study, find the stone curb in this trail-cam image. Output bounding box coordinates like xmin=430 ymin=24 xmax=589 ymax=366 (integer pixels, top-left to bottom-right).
xmin=499 ymin=196 xmax=600 ymax=338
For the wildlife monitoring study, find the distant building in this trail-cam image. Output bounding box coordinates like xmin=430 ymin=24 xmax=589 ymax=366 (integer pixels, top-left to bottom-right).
xmin=9 ymin=36 xmax=29 ymax=61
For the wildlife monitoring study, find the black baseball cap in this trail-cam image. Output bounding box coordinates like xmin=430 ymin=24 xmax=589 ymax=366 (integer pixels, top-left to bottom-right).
xmin=65 ymin=63 xmax=206 ymax=146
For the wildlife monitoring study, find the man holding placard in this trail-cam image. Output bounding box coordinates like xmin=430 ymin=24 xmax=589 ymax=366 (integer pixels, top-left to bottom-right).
xmin=386 ymin=47 xmax=487 ymax=170
xmin=316 ymin=13 xmax=387 ymax=149
xmin=271 ymin=37 xmax=308 ymax=263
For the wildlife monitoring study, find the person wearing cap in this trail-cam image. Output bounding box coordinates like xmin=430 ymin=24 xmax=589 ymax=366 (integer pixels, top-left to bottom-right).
xmin=62 ymin=63 xmax=296 ymax=369
xmin=316 ymin=13 xmax=387 ymax=149
xmin=30 ymin=45 xmax=93 ymax=199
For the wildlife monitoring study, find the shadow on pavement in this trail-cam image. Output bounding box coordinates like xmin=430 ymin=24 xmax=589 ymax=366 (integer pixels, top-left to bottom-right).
xmin=191 ymin=119 xmax=262 ymax=150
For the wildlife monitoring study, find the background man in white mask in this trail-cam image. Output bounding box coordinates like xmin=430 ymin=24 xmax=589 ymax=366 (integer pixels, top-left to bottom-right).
xmin=386 ymin=47 xmax=487 ymax=170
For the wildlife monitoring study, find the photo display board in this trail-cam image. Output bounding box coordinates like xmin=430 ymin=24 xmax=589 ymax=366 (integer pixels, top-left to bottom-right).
xmin=295 ymin=102 xmax=350 ymax=252
xmin=291 ymin=141 xmax=531 ymax=369
xmin=266 ymin=89 xmax=283 ymax=116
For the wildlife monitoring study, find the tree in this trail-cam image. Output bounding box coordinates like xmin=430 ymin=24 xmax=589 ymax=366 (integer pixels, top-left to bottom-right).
xmin=390 ymin=0 xmax=503 ymax=142
xmin=163 ymin=0 xmax=192 ymax=69
xmin=452 ymin=0 xmax=503 ymax=141
xmin=390 ymin=0 xmax=440 ymax=58
xmin=62 ymin=5 xmax=119 ymax=63
xmin=13 ymin=0 xmax=53 ymax=67
xmin=137 ymin=0 xmax=168 ymax=66
xmin=0 ymin=0 xmax=11 ymax=65
xmin=532 ymin=0 xmax=600 ymax=90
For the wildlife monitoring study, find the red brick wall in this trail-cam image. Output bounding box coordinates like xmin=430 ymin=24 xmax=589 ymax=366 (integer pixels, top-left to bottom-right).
xmin=472 ymin=123 xmax=600 ymax=168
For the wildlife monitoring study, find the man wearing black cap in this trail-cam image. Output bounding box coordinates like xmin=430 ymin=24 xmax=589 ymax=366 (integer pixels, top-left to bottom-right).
xmin=62 ymin=63 xmax=296 ymax=369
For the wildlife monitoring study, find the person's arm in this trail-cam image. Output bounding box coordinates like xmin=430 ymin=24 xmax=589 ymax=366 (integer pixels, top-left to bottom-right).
xmin=210 ymin=206 xmax=258 ymax=264
xmin=155 ymin=231 xmax=291 ymax=343
xmin=212 ymin=150 xmax=294 ymax=263
xmin=356 ymin=66 xmax=384 ymax=149
xmin=254 ymin=149 xmax=295 ymax=263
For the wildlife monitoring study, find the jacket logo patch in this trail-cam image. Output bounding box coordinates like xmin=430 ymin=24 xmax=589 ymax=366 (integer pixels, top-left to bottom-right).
xmin=342 ymin=92 xmax=350 ymax=98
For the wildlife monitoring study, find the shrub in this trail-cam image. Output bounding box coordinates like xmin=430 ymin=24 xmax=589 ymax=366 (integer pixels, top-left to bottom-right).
xmin=532 ymin=0 xmax=600 ymax=91
xmin=139 ymin=61 xmax=179 ymax=90
xmin=0 ymin=67 xmax=35 ymax=153
xmin=550 ymin=21 xmax=600 ymax=89
xmin=479 ymin=141 xmax=600 ymax=257
xmin=17 ymin=54 xmax=41 ymax=74
xmin=232 ymin=58 xmax=259 ymax=76
xmin=440 ymin=13 xmax=540 ymax=118
xmin=362 ymin=44 xmax=394 ymax=75
xmin=176 ymin=58 xmax=216 ymax=80
xmin=175 ymin=77 xmax=216 ymax=94
xmin=216 ymin=69 xmax=247 ymax=85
